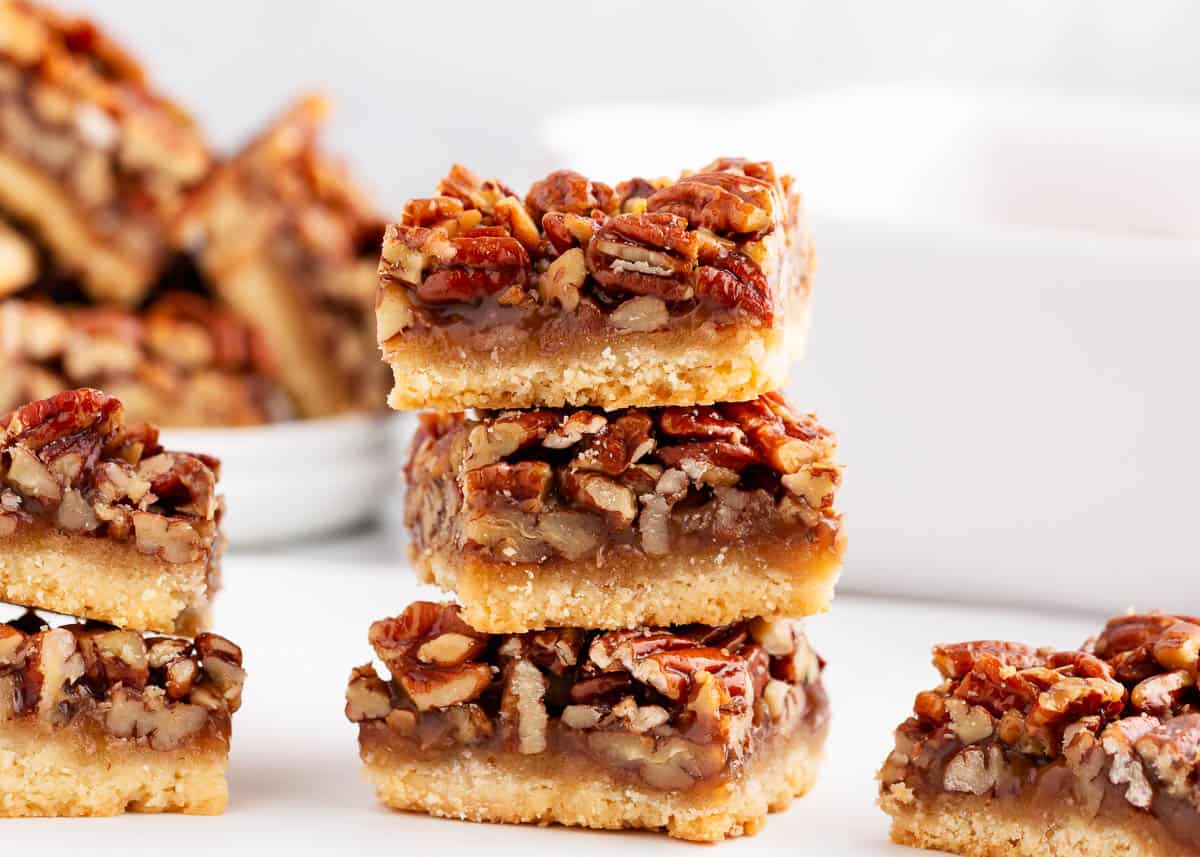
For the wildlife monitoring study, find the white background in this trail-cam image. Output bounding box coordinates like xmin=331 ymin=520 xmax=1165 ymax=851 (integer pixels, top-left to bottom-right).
xmin=59 ymin=0 xmax=1200 ymax=206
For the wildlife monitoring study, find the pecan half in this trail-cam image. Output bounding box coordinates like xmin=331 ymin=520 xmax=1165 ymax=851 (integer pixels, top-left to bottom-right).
xmin=694 ymin=245 xmax=773 ymax=323
xmin=465 ymin=461 xmax=552 ymax=512
xmin=4 ymin=388 xmax=122 ymax=451
xmin=585 ymin=213 xmax=698 ymax=301
xmin=560 ymin=467 xmax=637 ymax=528
xmin=719 ymin=397 xmax=822 ymax=474
xmin=526 ymin=170 xmax=612 ymax=222
xmin=647 ymin=171 xmax=776 ymax=235
xmin=369 ymin=602 xmax=489 ymax=671
xmin=659 ymin=407 xmax=746 ymax=444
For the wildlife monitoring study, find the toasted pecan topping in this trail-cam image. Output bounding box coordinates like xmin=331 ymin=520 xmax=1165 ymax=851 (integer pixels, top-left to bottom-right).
xmin=0 ymin=610 xmax=242 ymax=748
xmin=378 ymin=159 xmax=801 ymax=333
xmin=348 ymin=603 xmax=824 ymax=787
xmin=405 ymin=393 xmax=839 ymax=564
xmin=880 ymin=611 xmax=1200 ymax=823
xmin=0 ymin=389 xmax=221 ymax=560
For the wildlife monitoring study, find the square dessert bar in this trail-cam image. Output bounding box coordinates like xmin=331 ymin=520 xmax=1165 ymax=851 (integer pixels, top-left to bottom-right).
xmin=346 ymin=602 xmax=828 ymax=842
xmin=177 ymin=95 xmax=388 ymax=418
xmin=377 ymin=158 xmax=812 ymax=411
xmin=0 ymin=388 xmax=223 ymax=634
xmin=878 ymin=612 xmax=1200 ymax=857
xmin=0 ymin=294 xmax=295 ymax=427
xmin=0 ymin=610 xmax=244 ymax=816
xmin=405 ymin=391 xmax=843 ymax=633
xmin=0 ymin=1 xmax=210 ymax=305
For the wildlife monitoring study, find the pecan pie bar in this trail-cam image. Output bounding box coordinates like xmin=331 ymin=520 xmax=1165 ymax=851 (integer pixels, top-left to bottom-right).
xmin=0 ymin=610 xmax=244 ymax=816
xmin=377 ymin=158 xmax=812 ymax=411
xmin=0 ymin=389 xmax=223 ymax=634
xmin=406 ymin=392 xmax=843 ymax=632
xmin=177 ymin=95 xmax=388 ymax=418
xmin=0 ymin=294 xmax=294 ymax=427
xmin=346 ymin=602 xmax=828 ymax=842
xmin=0 ymin=1 xmax=210 ymax=305
xmin=878 ymin=612 xmax=1200 ymax=857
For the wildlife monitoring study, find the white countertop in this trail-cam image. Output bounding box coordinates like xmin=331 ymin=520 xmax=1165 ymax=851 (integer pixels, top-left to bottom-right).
xmin=3 ymin=535 xmax=1106 ymax=855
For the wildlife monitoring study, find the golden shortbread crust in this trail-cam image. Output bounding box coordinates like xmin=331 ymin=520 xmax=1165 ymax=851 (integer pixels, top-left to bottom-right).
xmin=414 ymin=528 xmax=845 ymax=634
xmin=880 ymin=787 xmax=1190 ymax=857
xmin=0 ymin=526 xmax=212 ymax=634
xmin=0 ymin=721 xmax=229 ymax=817
xmin=361 ymin=718 xmax=827 ymax=842
xmin=384 ymin=305 xmax=808 ymax=412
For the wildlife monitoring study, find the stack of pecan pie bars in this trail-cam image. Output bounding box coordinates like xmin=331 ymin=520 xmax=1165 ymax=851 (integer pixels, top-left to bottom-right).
xmin=346 ymin=158 xmax=846 ymax=841
xmin=0 ymin=387 xmax=244 ymax=815
xmin=0 ymin=1 xmax=386 ymax=427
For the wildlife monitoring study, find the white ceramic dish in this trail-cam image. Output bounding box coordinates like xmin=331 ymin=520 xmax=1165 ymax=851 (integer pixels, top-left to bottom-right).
xmin=160 ymin=412 xmax=410 ymax=549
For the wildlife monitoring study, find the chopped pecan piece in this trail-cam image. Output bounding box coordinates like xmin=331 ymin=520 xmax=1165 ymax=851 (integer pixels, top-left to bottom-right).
xmin=573 ymin=412 xmax=655 ymax=475
xmin=500 ymin=658 xmax=549 ymax=754
xmin=436 ymin=164 xmax=514 ymax=214
xmin=536 ymin=246 xmax=585 ymax=311
xmin=345 ymin=663 xmax=393 ymax=722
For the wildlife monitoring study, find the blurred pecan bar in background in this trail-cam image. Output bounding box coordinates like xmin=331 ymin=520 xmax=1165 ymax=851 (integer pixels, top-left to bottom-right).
xmin=378 ymin=158 xmax=812 ymax=411
xmin=178 ymin=95 xmax=387 ymax=418
xmin=406 ymin=392 xmax=843 ymax=633
xmin=0 ymin=293 xmax=294 ymax=426
xmin=878 ymin=612 xmax=1200 ymax=857
xmin=0 ymin=1 xmax=210 ymax=305
xmin=347 ymin=602 xmax=827 ymax=842
xmin=0 ymin=388 xmax=223 ymax=634
xmin=0 ymin=610 xmax=244 ymax=815
xmin=0 ymin=218 xmax=36 ymax=296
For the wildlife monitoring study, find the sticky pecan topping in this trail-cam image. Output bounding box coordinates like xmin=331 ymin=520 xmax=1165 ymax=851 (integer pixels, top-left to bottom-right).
xmin=0 ymin=389 xmax=222 ymax=563
xmin=404 ymin=393 xmax=840 ymax=564
xmin=0 ymin=610 xmax=242 ymax=748
xmin=377 ymin=158 xmax=804 ymax=341
xmin=879 ymin=611 xmax=1200 ymax=831
xmin=347 ymin=603 xmax=826 ymax=790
